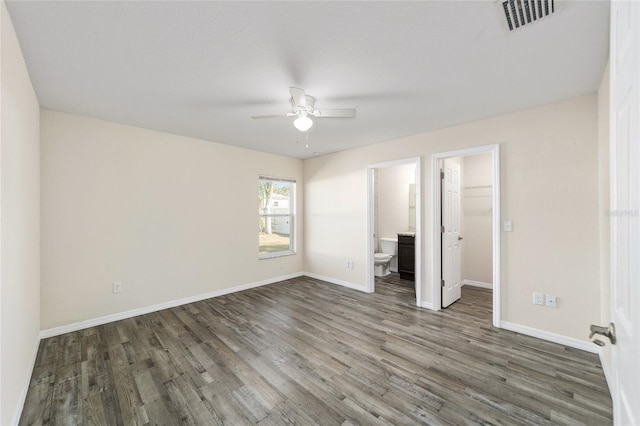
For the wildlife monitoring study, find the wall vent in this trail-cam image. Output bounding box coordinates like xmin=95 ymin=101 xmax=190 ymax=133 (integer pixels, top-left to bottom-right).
xmin=501 ymin=0 xmax=556 ymax=31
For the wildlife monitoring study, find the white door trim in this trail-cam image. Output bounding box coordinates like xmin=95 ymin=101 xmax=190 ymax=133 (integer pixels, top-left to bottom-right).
xmin=608 ymin=1 xmax=640 ymax=423
xmin=367 ymin=157 xmax=422 ymax=306
xmin=432 ymin=144 xmax=501 ymax=327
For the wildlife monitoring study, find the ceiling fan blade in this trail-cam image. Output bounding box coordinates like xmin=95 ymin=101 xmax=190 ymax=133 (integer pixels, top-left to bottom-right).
xmin=290 ymin=87 xmax=307 ymax=109
xmin=251 ymin=114 xmax=291 ymax=119
xmin=312 ymin=108 xmax=357 ymax=118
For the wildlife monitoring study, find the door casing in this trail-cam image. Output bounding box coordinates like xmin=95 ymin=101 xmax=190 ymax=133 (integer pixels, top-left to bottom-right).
xmin=432 ymin=144 xmax=501 ymax=327
xmin=366 ymin=157 xmax=421 ymax=305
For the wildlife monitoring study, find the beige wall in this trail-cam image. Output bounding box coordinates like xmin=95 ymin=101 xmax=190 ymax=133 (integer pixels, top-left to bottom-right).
xmin=0 ymin=2 xmax=41 ymax=423
xmin=377 ymin=164 xmax=415 ymax=241
xmin=40 ymin=110 xmax=303 ymax=329
xmin=462 ymin=153 xmax=493 ymax=284
xmin=598 ymin=63 xmax=611 ymax=375
xmin=304 ymin=94 xmax=600 ymax=342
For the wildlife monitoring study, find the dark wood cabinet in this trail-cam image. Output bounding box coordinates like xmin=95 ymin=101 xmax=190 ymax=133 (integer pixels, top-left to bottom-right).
xmin=397 ymin=234 xmax=415 ymax=281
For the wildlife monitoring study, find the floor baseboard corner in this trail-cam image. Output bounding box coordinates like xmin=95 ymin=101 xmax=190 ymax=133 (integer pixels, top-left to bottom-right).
xmin=303 ymin=272 xmax=367 ymax=292
xmin=39 ymin=272 xmax=305 ymax=339
xmin=12 ymin=333 xmax=41 ymax=425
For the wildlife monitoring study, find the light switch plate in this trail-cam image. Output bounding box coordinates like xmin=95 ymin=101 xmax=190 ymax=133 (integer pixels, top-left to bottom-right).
xmin=503 ymin=220 xmax=513 ymax=232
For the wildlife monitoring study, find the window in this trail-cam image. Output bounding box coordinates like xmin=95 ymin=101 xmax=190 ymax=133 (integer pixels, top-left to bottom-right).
xmin=258 ymin=176 xmax=295 ymax=258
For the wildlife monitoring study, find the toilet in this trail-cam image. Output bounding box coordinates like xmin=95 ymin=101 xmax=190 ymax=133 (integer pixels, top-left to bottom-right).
xmin=374 ymin=237 xmax=398 ymax=277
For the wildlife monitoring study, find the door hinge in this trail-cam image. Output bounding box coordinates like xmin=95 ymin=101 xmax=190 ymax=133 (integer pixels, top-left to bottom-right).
xmin=441 ymin=279 xmax=445 ymax=287
xmin=440 ymin=170 xmax=444 ymax=179
xmin=440 ymin=225 xmax=445 ymax=233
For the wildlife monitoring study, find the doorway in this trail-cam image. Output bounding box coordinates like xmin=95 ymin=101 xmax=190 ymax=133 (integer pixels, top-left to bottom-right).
xmin=432 ymin=145 xmax=501 ymax=327
xmin=366 ymin=157 xmax=421 ymax=306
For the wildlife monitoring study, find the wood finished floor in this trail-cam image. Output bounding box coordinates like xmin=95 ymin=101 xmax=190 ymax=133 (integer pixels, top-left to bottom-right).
xmin=20 ymin=275 xmax=612 ymax=425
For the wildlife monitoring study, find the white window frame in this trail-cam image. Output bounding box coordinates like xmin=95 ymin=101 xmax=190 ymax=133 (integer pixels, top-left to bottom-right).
xmin=258 ymin=175 xmax=296 ymax=259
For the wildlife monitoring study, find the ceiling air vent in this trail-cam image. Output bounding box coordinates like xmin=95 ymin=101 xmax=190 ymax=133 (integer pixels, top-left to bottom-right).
xmin=501 ymin=0 xmax=556 ymax=31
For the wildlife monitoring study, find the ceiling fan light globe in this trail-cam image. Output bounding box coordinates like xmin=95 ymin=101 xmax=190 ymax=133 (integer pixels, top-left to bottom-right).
xmin=294 ymin=114 xmax=313 ymax=132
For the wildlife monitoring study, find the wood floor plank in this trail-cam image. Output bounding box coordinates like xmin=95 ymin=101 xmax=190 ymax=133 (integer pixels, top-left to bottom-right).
xmin=20 ymin=275 xmax=612 ymax=425
xmin=18 ymin=381 xmax=49 ymax=426
xmin=108 ymin=344 xmax=143 ymax=425
xmin=200 ymin=383 xmax=253 ymax=426
xmin=82 ymin=392 xmax=109 ymax=426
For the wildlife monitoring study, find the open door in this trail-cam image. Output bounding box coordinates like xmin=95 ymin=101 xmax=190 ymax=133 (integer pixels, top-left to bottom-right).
xmin=607 ymin=1 xmax=640 ymax=423
xmin=441 ymin=160 xmax=462 ymax=308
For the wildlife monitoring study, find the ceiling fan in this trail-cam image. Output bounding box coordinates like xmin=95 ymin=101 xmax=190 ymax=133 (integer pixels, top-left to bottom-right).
xmin=251 ymin=87 xmax=356 ymax=132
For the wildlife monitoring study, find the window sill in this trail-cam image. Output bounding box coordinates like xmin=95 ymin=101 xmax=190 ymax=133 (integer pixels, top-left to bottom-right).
xmin=259 ymin=250 xmax=296 ymax=260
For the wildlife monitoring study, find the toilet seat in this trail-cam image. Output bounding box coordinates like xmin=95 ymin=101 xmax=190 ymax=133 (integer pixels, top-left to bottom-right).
xmin=374 ymin=253 xmax=392 ymax=277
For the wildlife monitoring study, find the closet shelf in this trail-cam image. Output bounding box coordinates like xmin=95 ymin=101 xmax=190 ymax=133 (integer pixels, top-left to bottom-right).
xmin=463 ymin=185 xmax=492 ymax=189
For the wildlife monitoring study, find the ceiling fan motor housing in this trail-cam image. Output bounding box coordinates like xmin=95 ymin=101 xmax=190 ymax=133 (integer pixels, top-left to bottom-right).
xmin=291 ymin=95 xmax=315 ymax=115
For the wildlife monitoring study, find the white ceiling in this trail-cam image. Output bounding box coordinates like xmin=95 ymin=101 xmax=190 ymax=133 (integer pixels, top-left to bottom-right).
xmin=6 ymin=1 xmax=609 ymax=159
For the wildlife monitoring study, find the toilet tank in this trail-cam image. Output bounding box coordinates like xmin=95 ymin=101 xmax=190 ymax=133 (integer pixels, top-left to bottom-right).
xmin=380 ymin=237 xmax=398 ymax=255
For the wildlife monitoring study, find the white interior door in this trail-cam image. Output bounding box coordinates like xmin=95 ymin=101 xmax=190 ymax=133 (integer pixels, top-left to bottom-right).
xmin=442 ymin=161 xmax=462 ymax=308
xmin=609 ymin=1 xmax=640 ymax=424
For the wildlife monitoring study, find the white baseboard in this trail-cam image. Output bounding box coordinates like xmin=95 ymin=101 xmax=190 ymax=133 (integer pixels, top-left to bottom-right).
xmin=599 ymin=349 xmax=614 ymax=398
xmin=12 ymin=334 xmax=41 ymax=425
xmin=303 ymin=273 xmax=433 ymax=309
xmin=40 ymin=272 xmax=304 ymax=339
xmin=27 ymin=273 xmax=609 ymax=423
xmin=303 ymin=272 xmax=369 ymax=293
xmin=500 ymin=321 xmax=598 ymax=354
xmin=420 ymin=301 xmax=434 ymax=310
xmin=462 ymin=279 xmax=493 ymax=289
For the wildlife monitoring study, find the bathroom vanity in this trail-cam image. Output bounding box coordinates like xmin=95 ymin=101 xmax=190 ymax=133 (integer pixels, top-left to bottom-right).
xmin=397 ymin=232 xmax=415 ymax=281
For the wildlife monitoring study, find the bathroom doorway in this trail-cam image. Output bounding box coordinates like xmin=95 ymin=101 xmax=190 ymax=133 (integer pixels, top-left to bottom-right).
xmin=366 ymin=157 xmax=421 ymax=306
xmin=432 ymin=145 xmax=501 ymax=327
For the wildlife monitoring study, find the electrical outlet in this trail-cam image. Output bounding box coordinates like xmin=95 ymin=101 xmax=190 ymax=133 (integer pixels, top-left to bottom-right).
xmin=113 ymin=281 xmax=122 ymax=293
xmin=345 ymin=259 xmax=350 ymax=268
xmin=533 ymin=292 xmax=544 ymax=305
xmin=349 ymin=260 xmax=355 ymax=269
xmin=545 ymin=295 xmax=557 ymax=307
